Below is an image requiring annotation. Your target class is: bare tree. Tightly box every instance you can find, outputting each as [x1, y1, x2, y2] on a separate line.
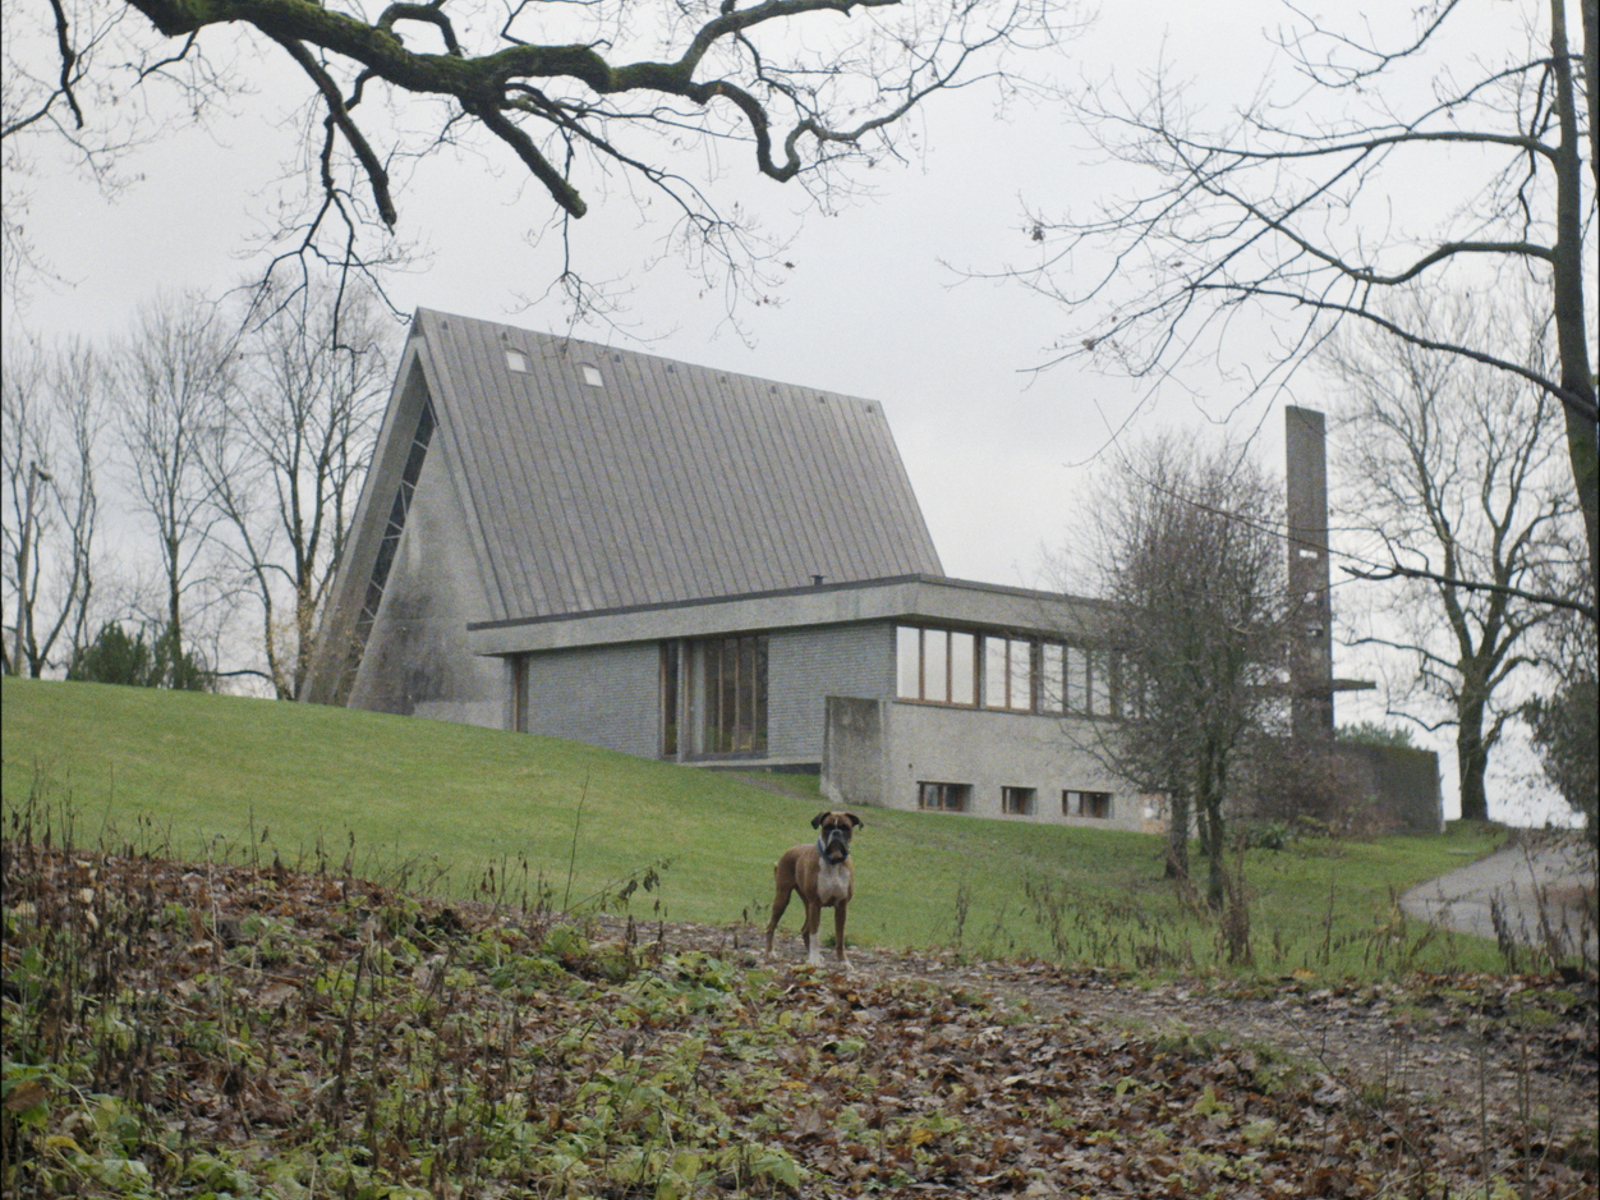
[2, 336, 104, 676]
[1076, 433, 1287, 908]
[1327, 289, 1579, 823]
[1013, 0, 1597, 589]
[203, 280, 395, 698]
[113, 291, 234, 677]
[7, 0, 1074, 315]
[1, 0, 152, 304]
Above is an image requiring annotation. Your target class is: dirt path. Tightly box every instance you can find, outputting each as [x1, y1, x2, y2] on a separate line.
[595, 914, 1599, 1152]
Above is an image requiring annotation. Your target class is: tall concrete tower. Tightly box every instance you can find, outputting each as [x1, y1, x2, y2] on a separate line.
[1285, 407, 1335, 739]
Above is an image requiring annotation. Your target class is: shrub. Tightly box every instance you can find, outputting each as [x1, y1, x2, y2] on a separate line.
[1522, 678, 1598, 841]
[68, 622, 213, 691]
[1337, 721, 1416, 749]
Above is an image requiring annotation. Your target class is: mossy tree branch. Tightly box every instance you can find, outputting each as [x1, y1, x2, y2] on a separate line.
[113, 0, 1017, 213]
[10, 0, 1060, 314]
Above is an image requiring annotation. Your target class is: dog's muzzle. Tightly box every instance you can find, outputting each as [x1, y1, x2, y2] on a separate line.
[818, 825, 852, 863]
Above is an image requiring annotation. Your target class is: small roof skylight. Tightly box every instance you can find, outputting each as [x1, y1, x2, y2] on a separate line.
[580, 364, 603, 387]
[505, 349, 527, 373]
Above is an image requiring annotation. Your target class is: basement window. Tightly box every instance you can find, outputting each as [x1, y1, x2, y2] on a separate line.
[1064, 790, 1113, 819]
[918, 782, 970, 812]
[1002, 787, 1036, 816]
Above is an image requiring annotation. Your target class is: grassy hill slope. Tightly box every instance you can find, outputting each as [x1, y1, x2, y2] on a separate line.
[1, 678, 1507, 975]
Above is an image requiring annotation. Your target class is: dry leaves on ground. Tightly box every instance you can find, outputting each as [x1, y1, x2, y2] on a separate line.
[2, 843, 1595, 1199]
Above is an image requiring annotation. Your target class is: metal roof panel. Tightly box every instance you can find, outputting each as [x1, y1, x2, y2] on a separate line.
[409, 309, 944, 622]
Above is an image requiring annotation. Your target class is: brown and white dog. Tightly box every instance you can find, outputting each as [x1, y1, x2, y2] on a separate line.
[765, 810, 863, 966]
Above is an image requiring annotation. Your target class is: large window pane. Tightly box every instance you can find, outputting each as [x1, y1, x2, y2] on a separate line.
[949, 631, 976, 705]
[1094, 649, 1118, 717]
[1039, 642, 1064, 713]
[899, 626, 980, 708]
[694, 634, 767, 756]
[984, 636, 1008, 708]
[1086, 648, 1110, 716]
[896, 626, 920, 699]
[985, 636, 1033, 711]
[1065, 646, 1088, 714]
[925, 629, 949, 703]
[660, 642, 679, 756]
[1009, 640, 1032, 712]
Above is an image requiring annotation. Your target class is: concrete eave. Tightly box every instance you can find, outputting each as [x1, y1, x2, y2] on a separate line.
[465, 574, 1116, 656]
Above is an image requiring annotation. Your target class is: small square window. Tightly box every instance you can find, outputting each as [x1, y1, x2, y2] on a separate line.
[918, 781, 970, 812]
[505, 349, 527, 372]
[580, 363, 603, 387]
[1063, 790, 1113, 819]
[1002, 787, 1036, 816]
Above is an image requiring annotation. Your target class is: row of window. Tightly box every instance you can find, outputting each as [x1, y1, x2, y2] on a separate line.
[918, 782, 1114, 819]
[897, 625, 1128, 718]
[653, 624, 1128, 763]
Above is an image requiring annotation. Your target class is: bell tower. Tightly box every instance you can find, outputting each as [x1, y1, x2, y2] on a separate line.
[1285, 406, 1334, 739]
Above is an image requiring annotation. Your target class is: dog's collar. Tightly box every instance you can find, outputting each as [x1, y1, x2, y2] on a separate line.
[817, 834, 850, 863]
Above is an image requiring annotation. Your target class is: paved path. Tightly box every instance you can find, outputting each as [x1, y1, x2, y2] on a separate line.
[1400, 834, 1597, 964]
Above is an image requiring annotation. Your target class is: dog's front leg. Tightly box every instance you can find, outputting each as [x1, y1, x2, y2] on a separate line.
[804, 901, 824, 966]
[832, 902, 849, 965]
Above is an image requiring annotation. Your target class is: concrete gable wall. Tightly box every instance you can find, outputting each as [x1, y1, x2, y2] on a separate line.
[347, 409, 501, 726]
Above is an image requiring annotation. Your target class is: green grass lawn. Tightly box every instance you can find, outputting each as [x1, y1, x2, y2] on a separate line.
[2, 677, 1513, 978]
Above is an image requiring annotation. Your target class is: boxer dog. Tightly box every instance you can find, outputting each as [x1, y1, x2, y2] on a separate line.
[765, 810, 863, 966]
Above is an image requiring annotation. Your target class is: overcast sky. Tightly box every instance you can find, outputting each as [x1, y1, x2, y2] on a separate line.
[5, 0, 1579, 825]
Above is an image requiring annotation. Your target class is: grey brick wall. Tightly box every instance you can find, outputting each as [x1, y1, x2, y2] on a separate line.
[768, 623, 896, 758]
[522, 643, 661, 758]
[519, 622, 899, 764]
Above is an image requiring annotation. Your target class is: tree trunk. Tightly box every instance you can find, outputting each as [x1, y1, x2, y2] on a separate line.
[1582, 0, 1600, 196]
[1549, 0, 1600, 589]
[1457, 696, 1492, 823]
[1204, 821, 1227, 910]
[1190, 742, 1228, 908]
[293, 567, 317, 700]
[1206, 757, 1229, 911]
[1166, 792, 1190, 880]
[166, 532, 183, 649]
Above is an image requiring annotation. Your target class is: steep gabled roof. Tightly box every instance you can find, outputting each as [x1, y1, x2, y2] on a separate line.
[411, 309, 942, 621]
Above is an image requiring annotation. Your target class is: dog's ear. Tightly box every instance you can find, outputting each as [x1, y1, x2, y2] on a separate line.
[810, 811, 829, 829]
[847, 813, 863, 829]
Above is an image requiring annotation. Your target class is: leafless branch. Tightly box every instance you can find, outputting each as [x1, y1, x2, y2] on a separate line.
[1341, 562, 1595, 624]
[1005, 0, 1596, 593]
[269, 33, 398, 229]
